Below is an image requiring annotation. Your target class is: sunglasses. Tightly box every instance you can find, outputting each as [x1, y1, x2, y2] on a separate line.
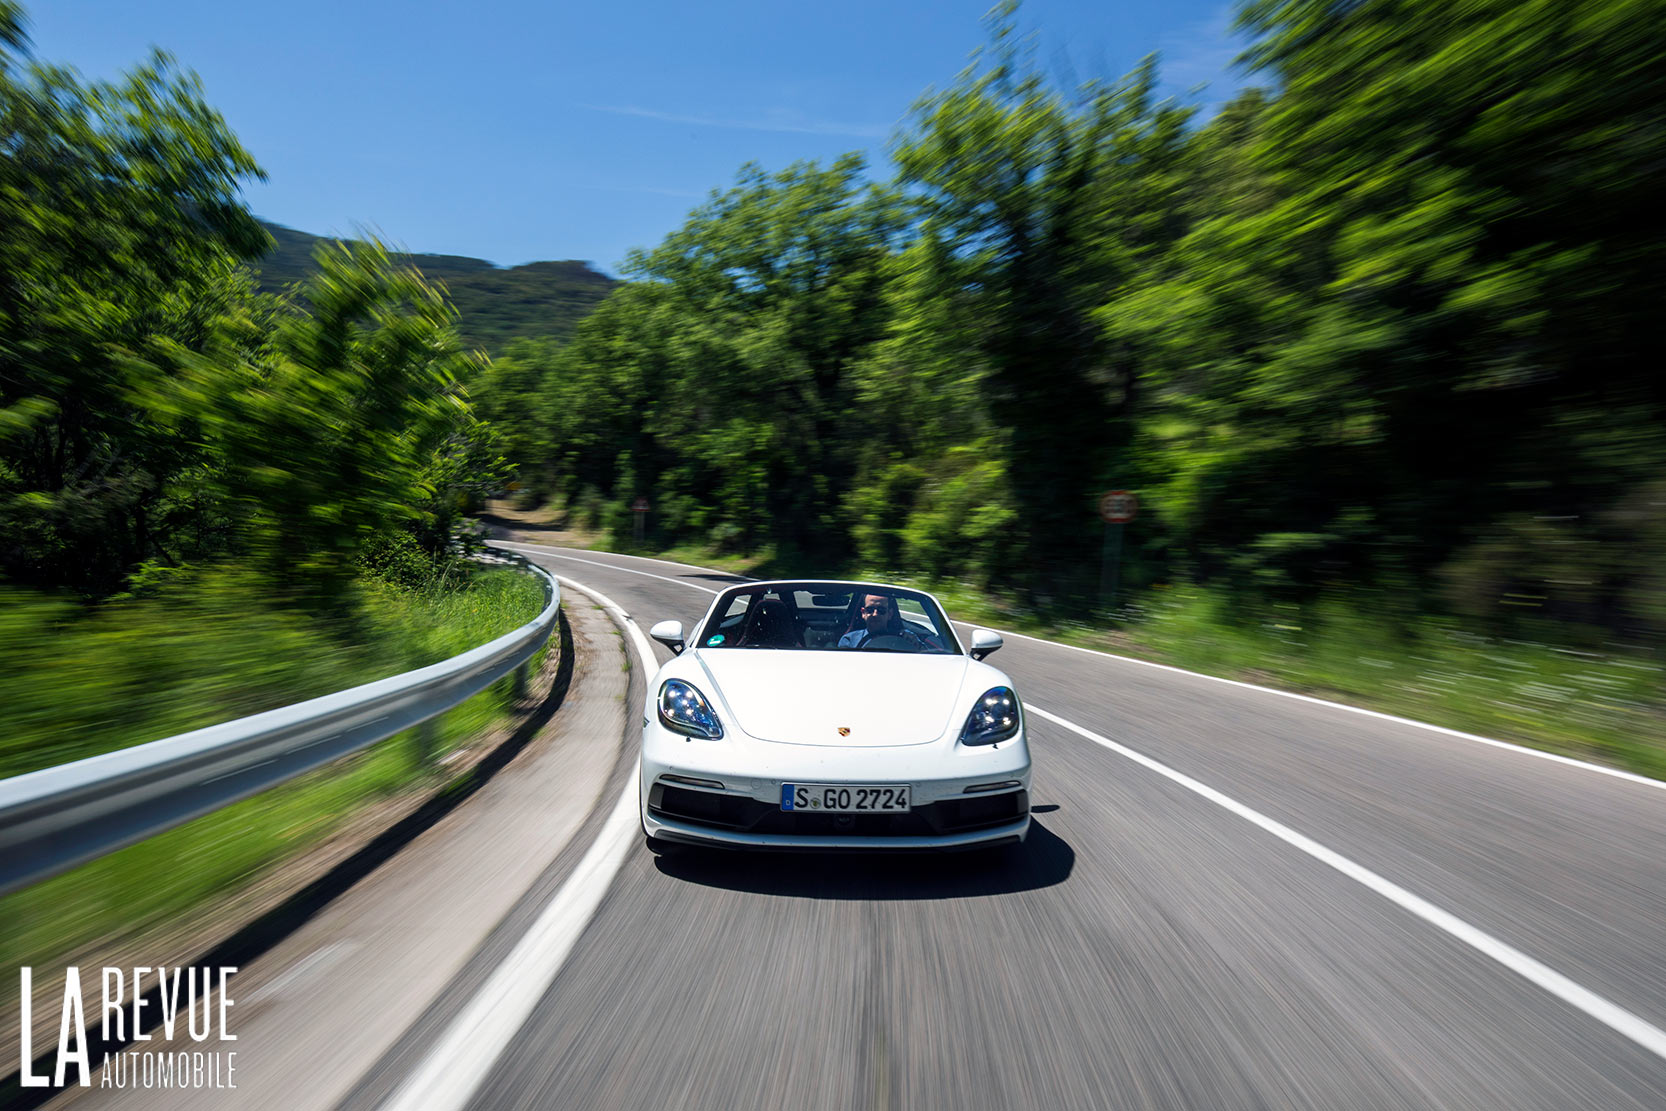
[861, 603, 892, 615]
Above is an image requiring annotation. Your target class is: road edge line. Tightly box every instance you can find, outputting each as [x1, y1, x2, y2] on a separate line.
[377, 576, 654, 1111]
[1027, 703, 1666, 1063]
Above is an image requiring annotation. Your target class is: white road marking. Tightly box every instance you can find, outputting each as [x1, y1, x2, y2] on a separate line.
[493, 542, 723, 595]
[1026, 703, 1666, 1062]
[1006, 628, 1666, 793]
[496, 540, 1664, 793]
[471, 553, 1666, 1069]
[378, 579, 655, 1111]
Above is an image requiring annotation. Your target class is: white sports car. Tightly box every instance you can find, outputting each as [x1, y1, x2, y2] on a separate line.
[640, 580, 1031, 851]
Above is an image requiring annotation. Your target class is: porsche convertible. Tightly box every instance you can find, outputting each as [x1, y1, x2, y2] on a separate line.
[640, 580, 1031, 851]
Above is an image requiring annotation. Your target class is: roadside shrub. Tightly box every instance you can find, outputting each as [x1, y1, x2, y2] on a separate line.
[898, 452, 1017, 585]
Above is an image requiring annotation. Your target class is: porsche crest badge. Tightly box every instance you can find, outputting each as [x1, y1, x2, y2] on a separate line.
[837, 726, 851, 736]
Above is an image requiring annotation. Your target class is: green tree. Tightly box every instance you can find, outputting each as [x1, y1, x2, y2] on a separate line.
[529, 157, 900, 556]
[147, 242, 487, 604]
[1116, 0, 1666, 618]
[630, 156, 901, 554]
[472, 337, 560, 492]
[889, 1, 1193, 591]
[0, 4, 268, 592]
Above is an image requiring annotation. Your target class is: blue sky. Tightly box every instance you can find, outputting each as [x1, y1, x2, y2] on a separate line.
[22, 1, 1251, 275]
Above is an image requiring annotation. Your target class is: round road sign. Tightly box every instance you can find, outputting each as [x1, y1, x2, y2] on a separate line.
[1098, 490, 1138, 524]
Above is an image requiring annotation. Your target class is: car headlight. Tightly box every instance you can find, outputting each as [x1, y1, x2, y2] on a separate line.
[658, 679, 724, 740]
[960, 686, 1020, 746]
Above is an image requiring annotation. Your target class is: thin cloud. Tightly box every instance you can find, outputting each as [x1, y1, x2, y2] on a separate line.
[586, 103, 890, 140]
[1157, 4, 1254, 112]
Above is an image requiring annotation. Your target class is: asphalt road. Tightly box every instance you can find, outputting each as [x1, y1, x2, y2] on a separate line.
[454, 544, 1666, 1110]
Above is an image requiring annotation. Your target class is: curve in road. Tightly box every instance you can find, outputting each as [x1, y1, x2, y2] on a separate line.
[393, 543, 1666, 1110]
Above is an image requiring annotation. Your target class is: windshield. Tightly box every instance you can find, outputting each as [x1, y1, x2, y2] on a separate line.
[696, 584, 959, 654]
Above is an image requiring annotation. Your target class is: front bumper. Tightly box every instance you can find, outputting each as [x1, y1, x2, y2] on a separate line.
[646, 810, 1030, 851]
[640, 719, 1031, 851]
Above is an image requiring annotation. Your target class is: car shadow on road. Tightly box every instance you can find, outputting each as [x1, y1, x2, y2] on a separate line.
[650, 817, 1073, 899]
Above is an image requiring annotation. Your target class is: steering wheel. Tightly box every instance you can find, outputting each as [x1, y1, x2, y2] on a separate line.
[859, 634, 913, 651]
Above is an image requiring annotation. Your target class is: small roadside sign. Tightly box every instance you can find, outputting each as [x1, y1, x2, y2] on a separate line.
[1099, 490, 1138, 524]
[631, 497, 650, 514]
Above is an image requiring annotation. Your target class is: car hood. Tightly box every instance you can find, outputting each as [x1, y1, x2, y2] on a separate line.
[695, 650, 970, 747]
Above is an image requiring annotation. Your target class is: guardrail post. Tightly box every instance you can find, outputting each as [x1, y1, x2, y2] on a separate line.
[512, 660, 528, 699]
[415, 718, 439, 767]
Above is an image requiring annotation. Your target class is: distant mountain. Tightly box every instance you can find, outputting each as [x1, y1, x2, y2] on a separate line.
[251, 221, 617, 353]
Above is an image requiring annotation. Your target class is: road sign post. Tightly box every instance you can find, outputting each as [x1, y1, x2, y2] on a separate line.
[1100, 523, 1123, 611]
[1097, 490, 1138, 615]
[631, 496, 649, 546]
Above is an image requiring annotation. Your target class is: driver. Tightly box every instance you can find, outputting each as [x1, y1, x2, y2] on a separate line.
[839, 593, 905, 649]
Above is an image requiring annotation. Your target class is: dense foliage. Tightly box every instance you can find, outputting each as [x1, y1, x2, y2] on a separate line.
[483, 0, 1665, 639]
[0, 2, 504, 605]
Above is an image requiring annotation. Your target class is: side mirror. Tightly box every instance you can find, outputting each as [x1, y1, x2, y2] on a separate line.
[968, 628, 1003, 661]
[649, 620, 686, 655]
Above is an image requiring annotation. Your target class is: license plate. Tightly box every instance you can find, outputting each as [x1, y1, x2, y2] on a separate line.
[781, 784, 911, 813]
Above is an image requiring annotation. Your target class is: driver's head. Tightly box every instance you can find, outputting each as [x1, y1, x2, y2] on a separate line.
[860, 594, 895, 632]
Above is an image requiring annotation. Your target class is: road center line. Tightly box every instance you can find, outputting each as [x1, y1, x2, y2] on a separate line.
[1025, 703, 1666, 1063]
[378, 578, 654, 1111]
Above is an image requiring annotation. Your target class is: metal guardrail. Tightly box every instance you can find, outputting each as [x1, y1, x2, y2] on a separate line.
[0, 546, 559, 898]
